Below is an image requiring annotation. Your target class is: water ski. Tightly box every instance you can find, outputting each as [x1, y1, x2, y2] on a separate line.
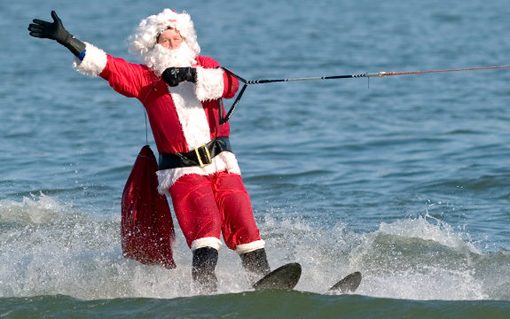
[252, 262, 302, 290]
[328, 271, 362, 293]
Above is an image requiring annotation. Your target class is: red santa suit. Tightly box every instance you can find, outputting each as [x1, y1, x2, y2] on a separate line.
[72, 11, 265, 256]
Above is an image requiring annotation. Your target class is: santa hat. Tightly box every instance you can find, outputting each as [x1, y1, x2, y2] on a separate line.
[129, 9, 201, 57]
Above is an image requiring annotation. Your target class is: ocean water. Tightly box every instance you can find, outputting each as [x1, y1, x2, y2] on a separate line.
[1, 0, 510, 318]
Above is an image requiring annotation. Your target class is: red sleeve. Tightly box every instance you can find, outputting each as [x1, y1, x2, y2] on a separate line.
[99, 55, 152, 99]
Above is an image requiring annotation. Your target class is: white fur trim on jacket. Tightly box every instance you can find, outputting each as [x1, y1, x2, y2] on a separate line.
[156, 151, 242, 195]
[170, 82, 211, 149]
[191, 237, 222, 251]
[235, 240, 266, 255]
[73, 42, 108, 76]
[195, 67, 225, 101]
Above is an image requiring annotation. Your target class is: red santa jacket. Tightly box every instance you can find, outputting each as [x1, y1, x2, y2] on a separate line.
[74, 43, 242, 192]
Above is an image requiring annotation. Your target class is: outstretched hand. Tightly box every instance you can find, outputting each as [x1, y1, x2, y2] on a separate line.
[28, 11, 69, 44]
[28, 11, 86, 57]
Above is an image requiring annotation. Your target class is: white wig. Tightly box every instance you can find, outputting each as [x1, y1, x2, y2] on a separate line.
[129, 9, 201, 58]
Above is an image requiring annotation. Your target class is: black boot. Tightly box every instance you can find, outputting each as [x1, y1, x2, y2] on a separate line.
[240, 248, 271, 284]
[192, 247, 219, 293]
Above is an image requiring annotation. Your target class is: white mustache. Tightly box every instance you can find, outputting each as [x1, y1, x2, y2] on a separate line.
[142, 42, 197, 76]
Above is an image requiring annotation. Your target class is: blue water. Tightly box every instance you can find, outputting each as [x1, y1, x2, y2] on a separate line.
[1, 0, 510, 317]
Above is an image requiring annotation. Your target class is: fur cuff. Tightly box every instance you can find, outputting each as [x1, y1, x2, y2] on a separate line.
[73, 42, 108, 76]
[191, 237, 223, 251]
[236, 240, 266, 255]
[195, 67, 225, 101]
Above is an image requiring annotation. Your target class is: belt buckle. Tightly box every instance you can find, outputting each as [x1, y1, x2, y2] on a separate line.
[195, 144, 212, 168]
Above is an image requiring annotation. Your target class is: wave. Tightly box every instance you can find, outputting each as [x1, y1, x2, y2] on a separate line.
[0, 194, 509, 302]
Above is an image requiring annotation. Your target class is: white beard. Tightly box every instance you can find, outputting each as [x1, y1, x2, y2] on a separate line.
[142, 42, 197, 76]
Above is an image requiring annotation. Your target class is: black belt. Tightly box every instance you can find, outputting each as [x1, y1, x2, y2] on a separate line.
[158, 137, 232, 170]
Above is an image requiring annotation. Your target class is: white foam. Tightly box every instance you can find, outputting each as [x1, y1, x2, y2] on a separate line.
[0, 197, 503, 300]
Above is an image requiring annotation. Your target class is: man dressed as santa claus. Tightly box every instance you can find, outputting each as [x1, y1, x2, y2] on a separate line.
[28, 9, 271, 292]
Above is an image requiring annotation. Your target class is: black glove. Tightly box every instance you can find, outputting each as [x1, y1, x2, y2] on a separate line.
[162, 67, 197, 87]
[28, 11, 86, 58]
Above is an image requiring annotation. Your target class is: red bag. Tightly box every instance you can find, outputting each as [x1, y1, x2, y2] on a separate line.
[121, 145, 176, 269]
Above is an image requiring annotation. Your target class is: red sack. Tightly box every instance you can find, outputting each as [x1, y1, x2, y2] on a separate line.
[121, 145, 176, 269]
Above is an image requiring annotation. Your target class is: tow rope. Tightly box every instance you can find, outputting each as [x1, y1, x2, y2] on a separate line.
[218, 64, 510, 125]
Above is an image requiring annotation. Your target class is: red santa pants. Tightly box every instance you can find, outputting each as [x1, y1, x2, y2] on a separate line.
[168, 172, 262, 252]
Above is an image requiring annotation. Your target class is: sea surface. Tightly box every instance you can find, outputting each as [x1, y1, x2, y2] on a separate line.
[1, 0, 510, 318]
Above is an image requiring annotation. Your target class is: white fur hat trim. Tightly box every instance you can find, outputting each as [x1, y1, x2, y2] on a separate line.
[129, 9, 200, 58]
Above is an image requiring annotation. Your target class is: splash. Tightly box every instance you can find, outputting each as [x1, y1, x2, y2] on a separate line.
[252, 210, 506, 300]
[346, 214, 490, 300]
[0, 196, 508, 301]
[0, 193, 65, 224]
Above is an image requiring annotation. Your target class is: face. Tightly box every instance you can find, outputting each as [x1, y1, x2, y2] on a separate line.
[157, 28, 183, 49]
